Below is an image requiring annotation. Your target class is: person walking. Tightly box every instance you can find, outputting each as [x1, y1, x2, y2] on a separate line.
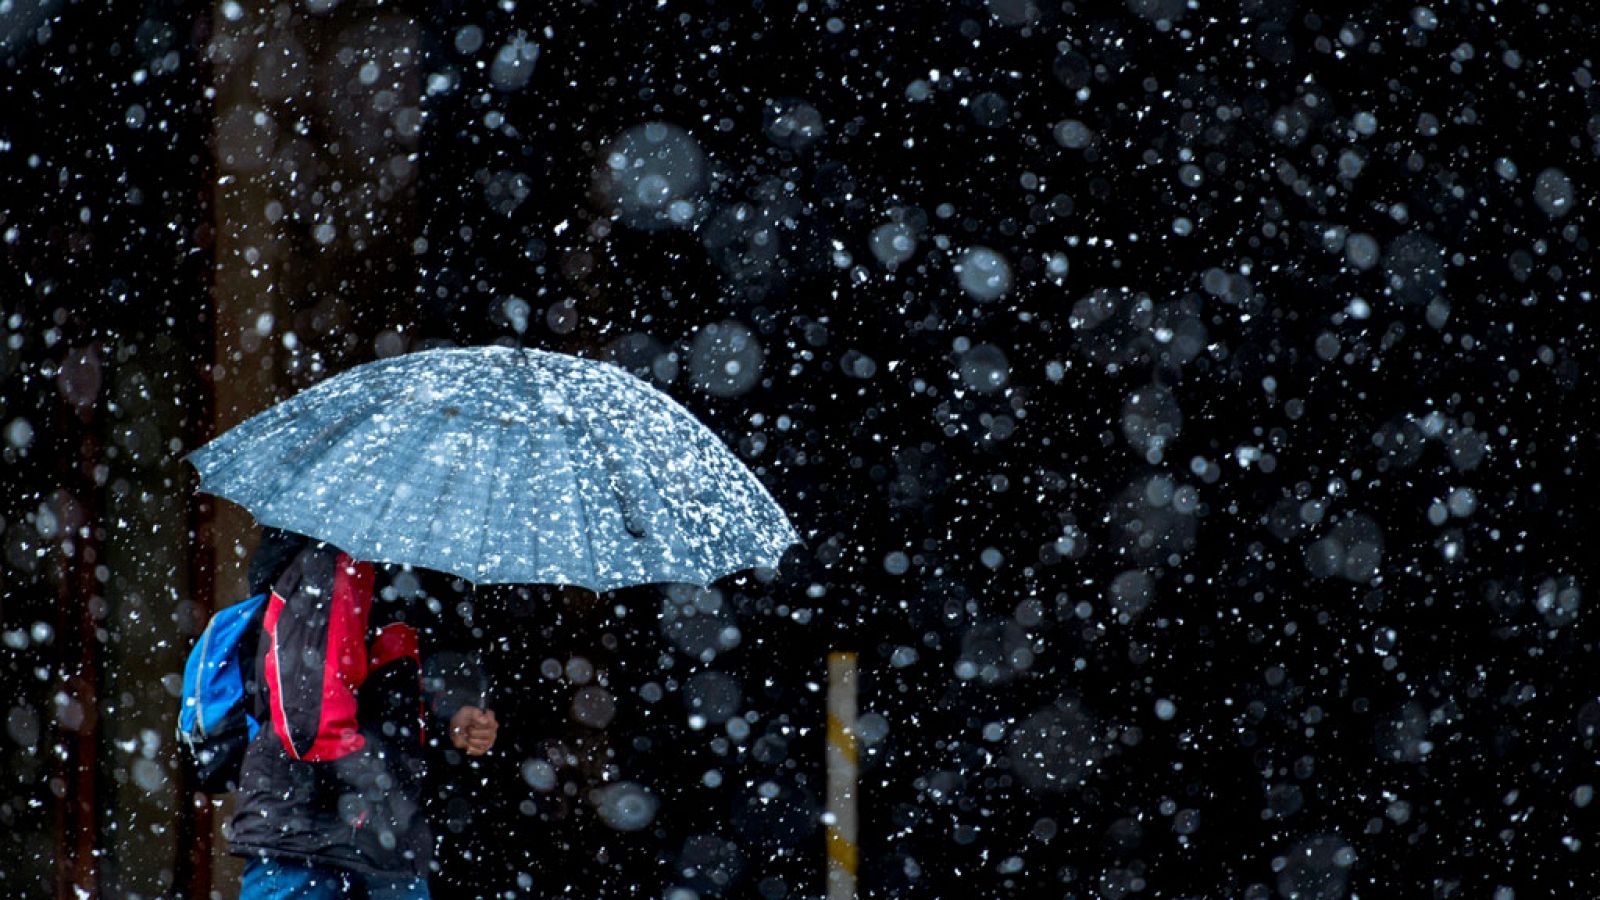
[228, 528, 500, 899]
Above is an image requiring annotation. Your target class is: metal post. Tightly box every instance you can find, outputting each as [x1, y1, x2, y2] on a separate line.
[825, 651, 859, 900]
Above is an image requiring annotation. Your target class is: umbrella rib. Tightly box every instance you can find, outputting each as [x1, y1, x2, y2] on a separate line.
[691, 419, 752, 576]
[683, 414, 795, 576]
[339, 409, 445, 563]
[508, 355, 551, 586]
[469, 416, 510, 582]
[578, 406, 647, 535]
[420, 413, 477, 576]
[510, 353, 585, 588]
[219, 389, 400, 513]
[612, 376, 779, 584]
[193, 402, 325, 491]
[645, 391, 749, 580]
[585, 404, 690, 581]
[568, 421, 608, 591]
[206, 361, 408, 486]
[545, 364, 610, 591]
[679, 420, 747, 583]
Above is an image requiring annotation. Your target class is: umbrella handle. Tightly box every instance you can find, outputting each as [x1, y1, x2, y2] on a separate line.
[470, 582, 490, 711]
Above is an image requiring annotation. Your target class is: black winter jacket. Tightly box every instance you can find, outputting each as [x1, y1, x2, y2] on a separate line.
[226, 541, 484, 878]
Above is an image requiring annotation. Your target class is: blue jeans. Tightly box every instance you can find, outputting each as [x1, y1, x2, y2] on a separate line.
[240, 856, 430, 900]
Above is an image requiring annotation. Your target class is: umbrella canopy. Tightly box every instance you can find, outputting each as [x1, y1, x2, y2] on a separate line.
[187, 345, 801, 591]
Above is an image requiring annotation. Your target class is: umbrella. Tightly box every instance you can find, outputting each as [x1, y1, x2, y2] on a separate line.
[187, 345, 801, 591]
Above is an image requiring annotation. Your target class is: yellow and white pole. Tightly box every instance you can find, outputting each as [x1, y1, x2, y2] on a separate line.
[825, 651, 859, 899]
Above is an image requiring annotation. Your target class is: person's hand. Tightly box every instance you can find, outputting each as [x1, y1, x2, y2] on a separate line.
[449, 706, 498, 756]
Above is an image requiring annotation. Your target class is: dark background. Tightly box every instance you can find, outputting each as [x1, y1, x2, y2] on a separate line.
[2, 1, 1594, 897]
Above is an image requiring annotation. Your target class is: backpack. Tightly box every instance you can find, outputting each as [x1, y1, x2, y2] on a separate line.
[260, 549, 425, 761]
[176, 592, 268, 793]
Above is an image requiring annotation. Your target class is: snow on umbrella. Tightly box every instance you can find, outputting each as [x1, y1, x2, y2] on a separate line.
[187, 345, 801, 591]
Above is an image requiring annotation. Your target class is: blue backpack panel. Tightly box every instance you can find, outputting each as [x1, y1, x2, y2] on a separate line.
[176, 592, 268, 793]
